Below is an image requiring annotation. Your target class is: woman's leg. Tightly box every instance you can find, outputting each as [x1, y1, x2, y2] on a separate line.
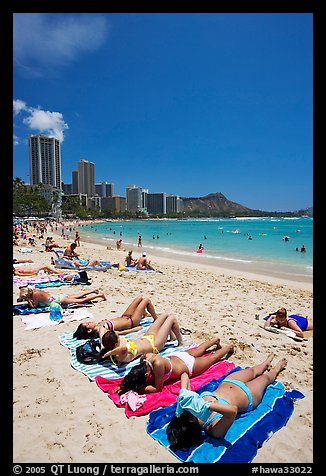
[247, 358, 287, 408]
[128, 297, 159, 326]
[151, 314, 184, 350]
[191, 344, 235, 376]
[65, 288, 101, 299]
[225, 353, 275, 383]
[121, 296, 144, 317]
[187, 337, 222, 357]
[60, 291, 106, 306]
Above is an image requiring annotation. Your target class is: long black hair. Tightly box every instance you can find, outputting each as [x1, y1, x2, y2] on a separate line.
[167, 411, 202, 451]
[117, 362, 148, 395]
[101, 330, 118, 351]
[73, 323, 98, 340]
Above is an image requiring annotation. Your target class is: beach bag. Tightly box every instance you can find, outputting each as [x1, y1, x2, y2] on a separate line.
[74, 270, 91, 285]
[76, 339, 101, 365]
[49, 301, 63, 321]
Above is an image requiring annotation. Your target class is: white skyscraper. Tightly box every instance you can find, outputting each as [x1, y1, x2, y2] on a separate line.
[28, 135, 62, 189]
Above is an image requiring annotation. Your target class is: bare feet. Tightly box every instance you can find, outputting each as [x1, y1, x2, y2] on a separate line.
[100, 293, 107, 301]
[224, 344, 234, 359]
[264, 353, 275, 370]
[274, 358, 287, 374]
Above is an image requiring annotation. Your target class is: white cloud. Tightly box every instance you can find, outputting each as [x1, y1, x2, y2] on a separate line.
[13, 100, 69, 143]
[13, 99, 28, 115]
[14, 13, 109, 75]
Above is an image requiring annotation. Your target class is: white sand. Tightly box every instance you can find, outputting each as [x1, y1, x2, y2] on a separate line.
[13, 224, 313, 463]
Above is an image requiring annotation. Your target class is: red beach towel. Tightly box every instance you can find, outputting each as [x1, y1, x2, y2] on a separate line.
[95, 359, 235, 418]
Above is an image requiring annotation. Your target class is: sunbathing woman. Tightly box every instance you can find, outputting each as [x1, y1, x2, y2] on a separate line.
[73, 295, 159, 339]
[100, 313, 184, 365]
[264, 307, 313, 338]
[17, 286, 106, 308]
[13, 264, 63, 277]
[117, 337, 235, 394]
[166, 354, 287, 450]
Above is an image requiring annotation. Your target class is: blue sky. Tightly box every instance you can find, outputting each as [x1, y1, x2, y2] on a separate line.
[13, 13, 313, 212]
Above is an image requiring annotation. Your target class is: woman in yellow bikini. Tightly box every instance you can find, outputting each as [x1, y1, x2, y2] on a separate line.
[99, 313, 184, 365]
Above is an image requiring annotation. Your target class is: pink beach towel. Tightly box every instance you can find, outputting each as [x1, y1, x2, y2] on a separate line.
[95, 359, 235, 418]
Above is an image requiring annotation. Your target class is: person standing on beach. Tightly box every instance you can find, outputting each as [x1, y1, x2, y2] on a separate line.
[74, 231, 81, 247]
[138, 235, 142, 247]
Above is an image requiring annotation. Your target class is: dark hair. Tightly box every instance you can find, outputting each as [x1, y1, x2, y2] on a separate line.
[118, 362, 148, 395]
[73, 323, 98, 340]
[101, 330, 118, 351]
[70, 242, 77, 249]
[167, 411, 202, 451]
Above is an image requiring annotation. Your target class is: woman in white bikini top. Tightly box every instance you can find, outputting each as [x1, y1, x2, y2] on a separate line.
[117, 337, 234, 394]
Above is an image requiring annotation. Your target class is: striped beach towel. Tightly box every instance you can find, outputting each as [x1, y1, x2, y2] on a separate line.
[59, 317, 194, 381]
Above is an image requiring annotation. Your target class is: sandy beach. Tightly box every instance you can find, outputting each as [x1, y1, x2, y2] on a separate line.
[13, 223, 313, 464]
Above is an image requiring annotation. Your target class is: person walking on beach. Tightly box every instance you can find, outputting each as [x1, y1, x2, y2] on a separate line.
[73, 295, 159, 339]
[138, 235, 142, 247]
[117, 337, 234, 394]
[74, 231, 81, 247]
[166, 354, 287, 449]
[99, 313, 184, 365]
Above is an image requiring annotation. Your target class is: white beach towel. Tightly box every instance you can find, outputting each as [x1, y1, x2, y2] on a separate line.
[21, 307, 93, 330]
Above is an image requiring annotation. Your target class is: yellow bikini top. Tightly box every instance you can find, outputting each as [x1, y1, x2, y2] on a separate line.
[109, 338, 138, 366]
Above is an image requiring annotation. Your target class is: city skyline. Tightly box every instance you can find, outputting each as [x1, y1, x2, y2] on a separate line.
[13, 13, 313, 212]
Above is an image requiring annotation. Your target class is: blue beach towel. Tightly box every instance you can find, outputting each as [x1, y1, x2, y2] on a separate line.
[59, 317, 193, 381]
[146, 366, 304, 463]
[13, 304, 50, 315]
[125, 266, 155, 273]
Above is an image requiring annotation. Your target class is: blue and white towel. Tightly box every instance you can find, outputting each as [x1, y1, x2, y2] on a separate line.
[59, 317, 193, 381]
[146, 366, 304, 463]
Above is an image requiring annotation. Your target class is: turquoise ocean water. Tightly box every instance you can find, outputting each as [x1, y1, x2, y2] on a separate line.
[79, 217, 313, 281]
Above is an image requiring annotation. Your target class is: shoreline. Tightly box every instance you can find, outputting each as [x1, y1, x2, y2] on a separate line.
[77, 229, 313, 292]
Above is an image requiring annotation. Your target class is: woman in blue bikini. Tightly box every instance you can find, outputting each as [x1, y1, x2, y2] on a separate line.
[264, 307, 313, 338]
[167, 354, 287, 449]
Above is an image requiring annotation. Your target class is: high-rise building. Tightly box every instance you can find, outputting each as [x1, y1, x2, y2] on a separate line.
[126, 184, 148, 213]
[72, 170, 79, 194]
[147, 193, 167, 215]
[95, 181, 114, 197]
[77, 159, 95, 198]
[28, 135, 62, 189]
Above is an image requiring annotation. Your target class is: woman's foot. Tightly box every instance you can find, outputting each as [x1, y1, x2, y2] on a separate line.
[264, 353, 275, 370]
[274, 358, 287, 375]
[224, 343, 234, 359]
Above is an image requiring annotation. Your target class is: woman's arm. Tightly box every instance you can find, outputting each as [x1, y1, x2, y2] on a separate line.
[117, 326, 143, 335]
[206, 401, 238, 438]
[180, 372, 191, 390]
[100, 345, 124, 360]
[144, 361, 165, 393]
[264, 315, 276, 328]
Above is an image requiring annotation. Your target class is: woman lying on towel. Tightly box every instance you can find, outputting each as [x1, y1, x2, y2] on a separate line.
[100, 313, 184, 365]
[73, 295, 159, 339]
[17, 286, 106, 308]
[117, 337, 234, 395]
[264, 307, 313, 338]
[166, 354, 287, 450]
[13, 264, 63, 277]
